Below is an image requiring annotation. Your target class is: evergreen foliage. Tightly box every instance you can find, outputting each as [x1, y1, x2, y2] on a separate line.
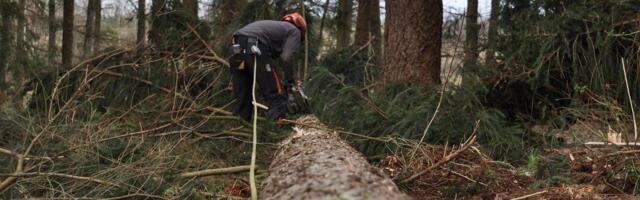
[491, 0, 640, 121]
[307, 50, 529, 161]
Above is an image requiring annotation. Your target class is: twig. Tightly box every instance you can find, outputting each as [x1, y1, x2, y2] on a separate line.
[300, 0, 309, 81]
[88, 68, 232, 116]
[621, 58, 638, 143]
[409, 15, 467, 161]
[1, 172, 122, 188]
[584, 142, 640, 146]
[349, 36, 374, 58]
[446, 168, 488, 187]
[0, 149, 24, 193]
[403, 122, 478, 183]
[250, 53, 259, 200]
[0, 147, 20, 157]
[4, 52, 122, 193]
[185, 24, 229, 67]
[98, 123, 173, 142]
[510, 190, 547, 200]
[179, 165, 252, 178]
[326, 72, 389, 119]
[606, 150, 640, 157]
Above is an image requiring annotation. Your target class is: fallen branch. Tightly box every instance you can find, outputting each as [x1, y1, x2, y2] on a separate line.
[621, 58, 638, 142]
[0, 147, 20, 157]
[403, 122, 478, 183]
[349, 36, 374, 58]
[510, 190, 547, 200]
[179, 165, 252, 178]
[584, 142, 640, 146]
[605, 150, 640, 157]
[447, 168, 488, 187]
[0, 172, 121, 188]
[0, 151, 24, 193]
[186, 24, 229, 67]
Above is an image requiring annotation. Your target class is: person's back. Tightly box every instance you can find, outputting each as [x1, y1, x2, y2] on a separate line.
[227, 13, 307, 123]
[235, 20, 301, 60]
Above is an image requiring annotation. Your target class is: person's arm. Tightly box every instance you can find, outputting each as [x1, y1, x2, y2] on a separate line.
[280, 29, 302, 83]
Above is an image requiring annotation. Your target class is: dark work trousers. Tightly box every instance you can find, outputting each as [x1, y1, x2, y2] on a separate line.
[229, 38, 287, 122]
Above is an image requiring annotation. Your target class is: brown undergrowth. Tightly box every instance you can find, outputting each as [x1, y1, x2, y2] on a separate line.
[391, 144, 639, 199]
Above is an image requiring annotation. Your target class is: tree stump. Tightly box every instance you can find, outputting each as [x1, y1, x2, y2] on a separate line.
[260, 115, 411, 200]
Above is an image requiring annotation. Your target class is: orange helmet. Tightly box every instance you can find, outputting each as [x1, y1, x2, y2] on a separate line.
[281, 12, 307, 35]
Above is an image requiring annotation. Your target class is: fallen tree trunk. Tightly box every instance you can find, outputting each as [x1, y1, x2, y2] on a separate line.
[260, 116, 410, 200]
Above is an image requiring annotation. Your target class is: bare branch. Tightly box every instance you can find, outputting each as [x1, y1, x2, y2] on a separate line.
[179, 165, 252, 178]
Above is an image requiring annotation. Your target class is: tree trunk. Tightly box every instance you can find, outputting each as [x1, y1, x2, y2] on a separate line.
[273, 0, 287, 17]
[92, 0, 101, 53]
[213, 0, 246, 55]
[62, 0, 74, 68]
[336, 0, 352, 49]
[48, 0, 57, 66]
[486, 0, 500, 66]
[0, 1, 14, 88]
[353, 0, 371, 47]
[183, 0, 197, 19]
[383, 0, 442, 86]
[149, 0, 165, 47]
[16, 0, 25, 65]
[464, 0, 479, 66]
[370, 0, 382, 64]
[318, 0, 330, 43]
[260, 116, 411, 200]
[84, 0, 96, 57]
[137, 0, 146, 50]
[216, 0, 245, 32]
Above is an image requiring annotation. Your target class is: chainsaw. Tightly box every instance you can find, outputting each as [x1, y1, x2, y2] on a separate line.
[287, 80, 311, 114]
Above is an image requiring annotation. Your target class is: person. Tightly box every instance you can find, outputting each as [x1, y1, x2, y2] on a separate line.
[228, 12, 306, 122]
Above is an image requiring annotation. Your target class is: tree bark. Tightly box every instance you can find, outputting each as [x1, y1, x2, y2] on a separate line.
[84, 0, 96, 57]
[150, 0, 168, 47]
[182, 0, 197, 19]
[216, 0, 245, 32]
[137, 0, 146, 49]
[464, 0, 479, 66]
[318, 0, 330, 43]
[383, 0, 442, 86]
[213, 0, 246, 55]
[62, 0, 74, 68]
[370, 0, 382, 64]
[273, 0, 287, 17]
[16, 0, 25, 65]
[48, 0, 57, 66]
[260, 116, 411, 200]
[92, 0, 101, 53]
[353, 0, 371, 47]
[336, 0, 352, 49]
[486, 0, 500, 66]
[0, 1, 14, 88]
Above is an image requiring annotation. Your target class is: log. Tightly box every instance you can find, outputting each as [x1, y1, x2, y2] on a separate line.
[260, 116, 411, 200]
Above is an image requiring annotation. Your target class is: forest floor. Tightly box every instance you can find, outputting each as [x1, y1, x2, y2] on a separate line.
[396, 138, 639, 199]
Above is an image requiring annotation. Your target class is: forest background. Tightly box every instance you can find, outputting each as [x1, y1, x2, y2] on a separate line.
[0, 0, 639, 199]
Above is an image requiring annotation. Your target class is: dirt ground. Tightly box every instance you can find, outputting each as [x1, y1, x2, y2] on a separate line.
[389, 144, 640, 200]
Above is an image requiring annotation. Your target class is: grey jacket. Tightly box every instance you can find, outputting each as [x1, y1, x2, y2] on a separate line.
[235, 20, 302, 81]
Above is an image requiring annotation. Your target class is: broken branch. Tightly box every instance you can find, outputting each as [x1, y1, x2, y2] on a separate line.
[179, 165, 252, 178]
